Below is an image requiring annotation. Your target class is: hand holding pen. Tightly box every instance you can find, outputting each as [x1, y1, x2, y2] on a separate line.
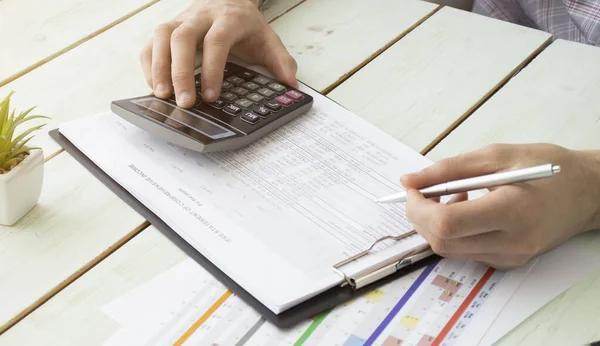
[386, 143, 600, 271]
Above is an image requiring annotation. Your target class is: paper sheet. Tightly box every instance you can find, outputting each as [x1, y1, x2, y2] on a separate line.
[101, 256, 524, 346]
[478, 232, 600, 345]
[59, 82, 441, 313]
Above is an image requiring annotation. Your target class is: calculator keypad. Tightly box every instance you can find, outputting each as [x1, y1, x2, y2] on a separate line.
[184, 62, 309, 134]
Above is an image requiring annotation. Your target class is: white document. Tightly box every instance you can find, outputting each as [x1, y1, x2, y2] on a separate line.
[59, 82, 439, 314]
[477, 233, 600, 345]
[101, 256, 529, 345]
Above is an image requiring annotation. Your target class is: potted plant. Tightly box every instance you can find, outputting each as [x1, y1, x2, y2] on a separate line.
[0, 91, 49, 226]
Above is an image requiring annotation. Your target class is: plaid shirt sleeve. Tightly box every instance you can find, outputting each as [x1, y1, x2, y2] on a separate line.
[473, 0, 600, 46]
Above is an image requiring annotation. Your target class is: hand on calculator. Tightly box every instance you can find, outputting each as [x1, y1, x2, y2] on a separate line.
[139, 0, 298, 109]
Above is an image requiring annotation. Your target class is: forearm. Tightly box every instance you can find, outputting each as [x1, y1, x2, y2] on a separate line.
[582, 149, 600, 230]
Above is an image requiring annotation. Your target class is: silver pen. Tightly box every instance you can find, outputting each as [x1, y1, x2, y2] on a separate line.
[376, 163, 561, 204]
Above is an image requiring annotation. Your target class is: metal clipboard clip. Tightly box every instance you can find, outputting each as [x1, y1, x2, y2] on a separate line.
[331, 230, 434, 290]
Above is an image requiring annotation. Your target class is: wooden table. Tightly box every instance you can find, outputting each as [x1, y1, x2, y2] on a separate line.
[1, 0, 599, 344]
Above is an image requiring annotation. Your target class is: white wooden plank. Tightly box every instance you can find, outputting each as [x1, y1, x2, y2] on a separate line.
[327, 6, 552, 154]
[0, 153, 144, 331]
[262, 0, 305, 20]
[0, 0, 304, 333]
[0, 227, 187, 346]
[426, 38, 600, 346]
[427, 39, 600, 158]
[0, 0, 157, 86]
[270, 0, 439, 93]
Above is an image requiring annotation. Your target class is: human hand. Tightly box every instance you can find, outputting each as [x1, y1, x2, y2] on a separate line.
[140, 0, 298, 108]
[401, 143, 600, 270]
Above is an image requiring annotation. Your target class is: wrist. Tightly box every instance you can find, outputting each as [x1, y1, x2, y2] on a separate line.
[581, 150, 600, 231]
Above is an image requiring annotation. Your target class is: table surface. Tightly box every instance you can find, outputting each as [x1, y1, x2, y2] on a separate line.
[1, 0, 599, 345]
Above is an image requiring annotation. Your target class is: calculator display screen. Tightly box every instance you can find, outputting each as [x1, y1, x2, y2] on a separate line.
[132, 97, 235, 140]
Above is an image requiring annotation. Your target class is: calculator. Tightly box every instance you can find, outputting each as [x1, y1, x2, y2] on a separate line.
[110, 62, 313, 152]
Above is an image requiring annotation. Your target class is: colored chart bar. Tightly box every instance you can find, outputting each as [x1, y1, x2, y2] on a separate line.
[294, 310, 332, 346]
[432, 267, 495, 346]
[363, 259, 440, 345]
[173, 290, 233, 346]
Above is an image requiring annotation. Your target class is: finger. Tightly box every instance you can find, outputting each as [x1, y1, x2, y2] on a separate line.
[432, 230, 511, 256]
[201, 20, 237, 102]
[260, 31, 298, 88]
[400, 144, 516, 189]
[447, 192, 468, 204]
[152, 23, 178, 98]
[406, 188, 510, 239]
[462, 253, 531, 270]
[140, 40, 154, 88]
[171, 18, 211, 108]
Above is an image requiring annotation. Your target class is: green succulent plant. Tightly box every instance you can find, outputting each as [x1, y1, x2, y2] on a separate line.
[0, 91, 49, 174]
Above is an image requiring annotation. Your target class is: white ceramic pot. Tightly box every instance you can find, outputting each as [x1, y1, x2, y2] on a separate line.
[0, 149, 44, 226]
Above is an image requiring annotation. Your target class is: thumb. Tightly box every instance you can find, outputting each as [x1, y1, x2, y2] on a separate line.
[401, 145, 512, 189]
[262, 32, 298, 88]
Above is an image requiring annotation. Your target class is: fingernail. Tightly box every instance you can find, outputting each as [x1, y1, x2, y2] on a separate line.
[155, 83, 168, 94]
[203, 88, 215, 100]
[178, 91, 192, 104]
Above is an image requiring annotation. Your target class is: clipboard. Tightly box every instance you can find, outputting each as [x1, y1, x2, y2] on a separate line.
[50, 128, 439, 329]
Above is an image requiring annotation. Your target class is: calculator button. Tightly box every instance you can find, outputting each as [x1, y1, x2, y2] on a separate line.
[274, 95, 293, 106]
[240, 71, 255, 80]
[242, 82, 259, 91]
[221, 92, 238, 102]
[226, 76, 245, 86]
[264, 100, 282, 111]
[253, 105, 271, 117]
[253, 76, 271, 85]
[209, 98, 226, 109]
[285, 90, 304, 101]
[224, 104, 242, 115]
[222, 81, 234, 91]
[268, 83, 286, 94]
[257, 88, 276, 98]
[241, 112, 260, 124]
[232, 87, 249, 96]
[246, 93, 264, 103]
[234, 98, 254, 109]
